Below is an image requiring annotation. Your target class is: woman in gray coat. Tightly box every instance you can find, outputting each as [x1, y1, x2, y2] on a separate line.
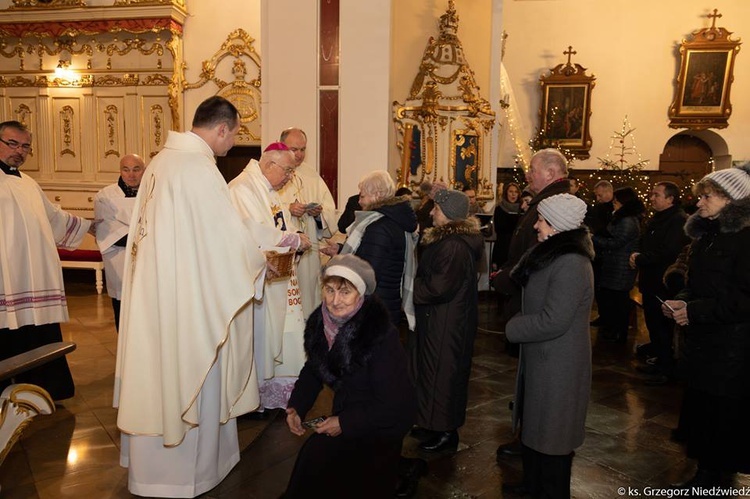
[505, 193, 594, 499]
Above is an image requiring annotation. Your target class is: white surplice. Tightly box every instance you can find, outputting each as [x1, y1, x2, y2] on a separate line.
[0, 172, 89, 330]
[114, 131, 267, 498]
[228, 159, 306, 409]
[93, 182, 136, 300]
[278, 161, 337, 318]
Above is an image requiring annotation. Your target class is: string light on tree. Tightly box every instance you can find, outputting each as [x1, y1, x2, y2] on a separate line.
[591, 115, 650, 202]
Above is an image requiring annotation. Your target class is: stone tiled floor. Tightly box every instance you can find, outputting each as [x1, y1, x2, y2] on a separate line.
[1, 283, 747, 498]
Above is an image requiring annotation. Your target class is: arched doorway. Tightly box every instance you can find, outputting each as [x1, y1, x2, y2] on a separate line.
[656, 131, 727, 204]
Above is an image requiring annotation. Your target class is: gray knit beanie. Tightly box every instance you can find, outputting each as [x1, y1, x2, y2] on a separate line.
[434, 189, 469, 221]
[538, 193, 587, 232]
[322, 254, 376, 295]
[703, 164, 750, 200]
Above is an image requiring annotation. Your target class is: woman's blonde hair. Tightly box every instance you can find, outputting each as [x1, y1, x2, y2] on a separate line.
[358, 170, 395, 201]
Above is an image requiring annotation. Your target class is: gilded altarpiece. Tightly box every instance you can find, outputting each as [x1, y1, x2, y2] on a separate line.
[0, 0, 186, 199]
[393, 1, 495, 202]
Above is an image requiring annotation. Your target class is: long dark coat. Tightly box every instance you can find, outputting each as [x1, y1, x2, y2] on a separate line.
[634, 204, 689, 295]
[411, 217, 484, 431]
[285, 296, 416, 498]
[675, 197, 750, 472]
[506, 228, 594, 455]
[355, 196, 418, 326]
[592, 202, 642, 291]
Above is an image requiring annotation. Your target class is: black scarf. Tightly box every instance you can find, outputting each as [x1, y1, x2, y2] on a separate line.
[118, 176, 139, 197]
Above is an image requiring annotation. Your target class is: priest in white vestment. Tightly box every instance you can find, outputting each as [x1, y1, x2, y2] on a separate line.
[94, 153, 145, 331]
[229, 142, 311, 410]
[0, 120, 90, 401]
[278, 128, 337, 318]
[114, 97, 270, 498]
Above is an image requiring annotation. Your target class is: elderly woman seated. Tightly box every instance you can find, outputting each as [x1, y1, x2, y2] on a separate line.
[283, 254, 416, 498]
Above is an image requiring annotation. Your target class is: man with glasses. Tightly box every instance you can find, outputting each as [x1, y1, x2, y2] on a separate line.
[0, 120, 91, 401]
[228, 142, 311, 413]
[279, 128, 337, 319]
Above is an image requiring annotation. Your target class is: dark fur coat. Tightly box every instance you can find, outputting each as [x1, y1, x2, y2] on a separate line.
[511, 227, 595, 286]
[287, 295, 416, 439]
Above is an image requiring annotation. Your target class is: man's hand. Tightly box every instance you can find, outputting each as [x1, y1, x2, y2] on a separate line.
[88, 220, 99, 236]
[314, 415, 341, 437]
[663, 300, 688, 325]
[306, 204, 323, 217]
[285, 408, 305, 436]
[289, 202, 307, 217]
[320, 241, 340, 257]
[629, 252, 640, 269]
[297, 233, 312, 252]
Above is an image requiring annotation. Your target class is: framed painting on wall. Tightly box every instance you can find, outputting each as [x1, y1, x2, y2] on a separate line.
[669, 10, 741, 129]
[537, 47, 596, 159]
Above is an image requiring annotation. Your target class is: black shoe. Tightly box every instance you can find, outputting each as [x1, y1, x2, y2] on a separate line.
[495, 440, 522, 462]
[636, 364, 660, 375]
[671, 468, 721, 489]
[643, 374, 669, 386]
[501, 482, 533, 497]
[635, 342, 654, 359]
[590, 316, 602, 326]
[669, 428, 687, 444]
[398, 457, 428, 478]
[419, 430, 458, 452]
[394, 457, 427, 497]
[409, 426, 438, 441]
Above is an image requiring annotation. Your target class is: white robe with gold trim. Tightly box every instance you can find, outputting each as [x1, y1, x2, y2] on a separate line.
[114, 131, 266, 497]
[277, 161, 337, 318]
[229, 159, 306, 409]
[0, 172, 89, 330]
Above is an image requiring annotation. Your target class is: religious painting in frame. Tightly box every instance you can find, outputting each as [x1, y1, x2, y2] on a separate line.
[538, 48, 595, 159]
[450, 127, 481, 190]
[669, 11, 741, 130]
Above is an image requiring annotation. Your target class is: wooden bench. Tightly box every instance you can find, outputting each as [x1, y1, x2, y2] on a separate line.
[0, 342, 77, 382]
[58, 249, 104, 294]
[0, 341, 77, 480]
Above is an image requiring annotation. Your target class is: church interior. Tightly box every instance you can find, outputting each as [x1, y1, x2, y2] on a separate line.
[1, 0, 749, 497]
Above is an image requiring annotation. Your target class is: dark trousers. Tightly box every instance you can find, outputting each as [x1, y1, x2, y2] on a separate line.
[112, 298, 121, 332]
[641, 293, 674, 368]
[284, 433, 402, 498]
[598, 288, 632, 340]
[521, 443, 574, 499]
[0, 323, 75, 400]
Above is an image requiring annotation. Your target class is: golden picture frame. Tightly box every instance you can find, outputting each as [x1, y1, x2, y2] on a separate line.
[669, 13, 741, 130]
[538, 50, 595, 160]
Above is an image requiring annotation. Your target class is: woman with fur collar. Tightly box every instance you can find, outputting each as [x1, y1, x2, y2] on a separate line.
[504, 193, 594, 498]
[321, 170, 418, 328]
[663, 164, 750, 491]
[592, 186, 645, 343]
[409, 189, 485, 453]
[283, 254, 415, 498]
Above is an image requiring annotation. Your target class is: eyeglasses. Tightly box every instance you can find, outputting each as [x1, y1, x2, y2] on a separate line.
[271, 161, 295, 176]
[0, 137, 32, 153]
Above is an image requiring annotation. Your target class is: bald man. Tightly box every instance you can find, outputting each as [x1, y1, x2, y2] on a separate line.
[94, 154, 146, 330]
[278, 128, 337, 318]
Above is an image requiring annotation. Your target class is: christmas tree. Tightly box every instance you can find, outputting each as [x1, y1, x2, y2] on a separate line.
[590, 116, 650, 202]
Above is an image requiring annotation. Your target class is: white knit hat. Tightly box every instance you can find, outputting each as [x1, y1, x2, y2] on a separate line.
[538, 193, 587, 232]
[704, 165, 750, 201]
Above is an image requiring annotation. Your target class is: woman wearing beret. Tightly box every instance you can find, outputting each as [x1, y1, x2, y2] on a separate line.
[663, 164, 750, 490]
[410, 189, 485, 452]
[283, 254, 416, 498]
[505, 193, 594, 498]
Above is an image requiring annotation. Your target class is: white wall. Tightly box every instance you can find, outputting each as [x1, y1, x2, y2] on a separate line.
[501, 0, 750, 170]
[182, 0, 262, 127]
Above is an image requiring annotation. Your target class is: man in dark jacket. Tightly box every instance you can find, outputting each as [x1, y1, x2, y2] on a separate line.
[490, 148, 571, 461]
[491, 148, 571, 327]
[629, 182, 689, 383]
[584, 180, 614, 326]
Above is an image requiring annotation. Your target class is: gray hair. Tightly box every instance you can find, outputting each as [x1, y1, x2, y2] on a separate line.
[358, 170, 395, 201]
[531, 148, 568, 177]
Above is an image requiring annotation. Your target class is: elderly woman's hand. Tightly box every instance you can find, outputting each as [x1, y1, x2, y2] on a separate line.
[664, 300, 689, 326]
[285, 407, 305, 436]
[314, 415, 341, 437]
[320, 241, 340, 257]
